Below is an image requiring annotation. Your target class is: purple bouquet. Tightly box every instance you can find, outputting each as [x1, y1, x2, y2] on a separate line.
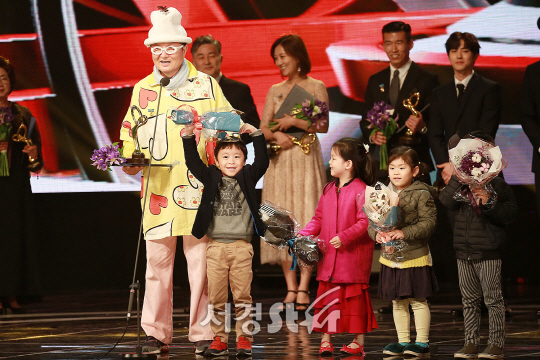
[0, 107, 14, 176]
[456, 150, 493, 180]
[269, 99, 329, 131]
[91, 142, 126, 171]
[366, 101, 398, 169]
[448, 137, 507, 211]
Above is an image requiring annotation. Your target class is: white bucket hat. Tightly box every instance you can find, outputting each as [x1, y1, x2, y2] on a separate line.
[144, 6, 192, 47]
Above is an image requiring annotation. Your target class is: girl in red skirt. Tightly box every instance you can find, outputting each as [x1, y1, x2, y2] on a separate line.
[298, 137, 378, 356]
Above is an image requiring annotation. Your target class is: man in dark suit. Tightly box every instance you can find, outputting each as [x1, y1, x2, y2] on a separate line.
[521, 60, 540, 217]
[360, 21, 439, 182]
[191, 35, 260, 129]
[428, 33, 503, 323]
[428, 32, 501, 185]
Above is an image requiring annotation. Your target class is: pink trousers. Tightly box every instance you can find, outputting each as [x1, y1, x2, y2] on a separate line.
[141, 235, 214, 344]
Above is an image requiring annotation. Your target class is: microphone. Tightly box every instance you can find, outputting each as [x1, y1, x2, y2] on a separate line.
[126, 285, 136, 321]
[125, 77, 169, 323]
[160, 77, 170, 87]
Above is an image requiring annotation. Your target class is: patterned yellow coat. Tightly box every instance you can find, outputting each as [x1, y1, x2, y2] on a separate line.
[120, 60, 231, 240]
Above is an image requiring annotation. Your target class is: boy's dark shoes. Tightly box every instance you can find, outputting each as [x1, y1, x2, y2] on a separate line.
[206, 336, 229, 357]
[195, 339, 213, 355]
[478, 344, 504, 359]
[141, 335, 169, 354]
[454, 343, 479, 358]
[403, 343, 430, 357]
[383, 343, 406, 355]
[236, 336, 252, 357]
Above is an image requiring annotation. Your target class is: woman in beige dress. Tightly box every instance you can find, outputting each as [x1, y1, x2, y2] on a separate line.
[260, 34, 328, 310]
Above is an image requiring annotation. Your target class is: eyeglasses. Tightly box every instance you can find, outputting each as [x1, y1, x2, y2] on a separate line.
[150, 45, 185, 55]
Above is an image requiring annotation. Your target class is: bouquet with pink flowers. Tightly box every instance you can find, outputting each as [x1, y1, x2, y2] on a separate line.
[365, 101, 398, 169]
[448, 134, 507, 208]
[269, 99, 329, 132]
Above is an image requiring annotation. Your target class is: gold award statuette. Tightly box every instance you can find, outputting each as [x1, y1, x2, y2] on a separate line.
[126, 105, 150, 165]
[267, 133, 317, 158]
[12, 122, 41, 170]
[400, 92, 422, 145]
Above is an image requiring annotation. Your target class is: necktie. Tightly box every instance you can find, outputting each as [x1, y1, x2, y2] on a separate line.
[390, 69, 400, 107]
[457, 83, 465, 103]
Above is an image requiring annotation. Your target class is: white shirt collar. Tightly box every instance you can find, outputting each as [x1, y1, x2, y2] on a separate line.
[389, 59, 412, 90]
[454, 70, 475, 89]
[215, 72, 223, 83]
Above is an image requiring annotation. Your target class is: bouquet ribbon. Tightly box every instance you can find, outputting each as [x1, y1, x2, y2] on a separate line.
[170, 105, 203, 130]
[287, 239, 298, 271]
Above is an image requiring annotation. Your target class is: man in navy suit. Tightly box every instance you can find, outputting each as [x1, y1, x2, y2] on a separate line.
[191, 35, 260, 129]
[428, 32, 502, 185]
[360, 21, 439, 182]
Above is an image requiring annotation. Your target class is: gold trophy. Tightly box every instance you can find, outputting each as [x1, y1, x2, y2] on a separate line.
[12, 122, 41, 170]
[399, 92, 422, 145]
[126, 105, 150, 165]
[267, 133, 317, 158]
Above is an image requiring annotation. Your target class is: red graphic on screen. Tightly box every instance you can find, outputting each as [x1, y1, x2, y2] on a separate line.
[149, 193, 168, 215]
[138, 88, 158, 109]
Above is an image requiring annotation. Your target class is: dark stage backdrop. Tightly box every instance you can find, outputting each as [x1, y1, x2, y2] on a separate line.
[2, 0, 540, 291]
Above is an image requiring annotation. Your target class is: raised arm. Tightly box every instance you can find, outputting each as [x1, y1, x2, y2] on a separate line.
[182, 133, 210, 183]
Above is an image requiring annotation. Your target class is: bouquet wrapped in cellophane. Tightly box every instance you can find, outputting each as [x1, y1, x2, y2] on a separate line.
[361, 182, 407, 261]
[448, 134, 507, 209]
[170, 105, 242, 133]
[259, 201, 324, 271]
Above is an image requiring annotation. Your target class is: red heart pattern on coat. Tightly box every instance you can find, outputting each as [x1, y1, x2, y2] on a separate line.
[138, 88, 157, 109]
[149, 193, 168, 215]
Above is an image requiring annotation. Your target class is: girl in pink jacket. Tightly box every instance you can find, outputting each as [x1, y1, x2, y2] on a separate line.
[299, 137, 378, 357]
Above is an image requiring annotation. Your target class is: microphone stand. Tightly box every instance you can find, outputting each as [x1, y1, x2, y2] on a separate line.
[122, 77, 170, 359]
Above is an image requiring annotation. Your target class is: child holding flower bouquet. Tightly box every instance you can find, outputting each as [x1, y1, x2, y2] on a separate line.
[368, 146, 438, 358]
[298, 137, 378, 357]
[440, 131, 517, 359]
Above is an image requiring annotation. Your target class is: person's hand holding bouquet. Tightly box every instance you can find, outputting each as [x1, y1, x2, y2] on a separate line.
[447, 132, 507, 211]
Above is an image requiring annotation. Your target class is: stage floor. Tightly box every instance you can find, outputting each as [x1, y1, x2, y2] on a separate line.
[1, 284, 539, 359]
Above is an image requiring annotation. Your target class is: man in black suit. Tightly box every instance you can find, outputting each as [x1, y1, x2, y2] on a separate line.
[360, 21, 439, 181]
[191, 35, 260, 129]
[428, 32, 501, 185]
[521, 60, 540, 217]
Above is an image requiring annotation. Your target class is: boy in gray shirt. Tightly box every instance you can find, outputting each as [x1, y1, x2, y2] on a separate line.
[182, 122, 269, 357]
